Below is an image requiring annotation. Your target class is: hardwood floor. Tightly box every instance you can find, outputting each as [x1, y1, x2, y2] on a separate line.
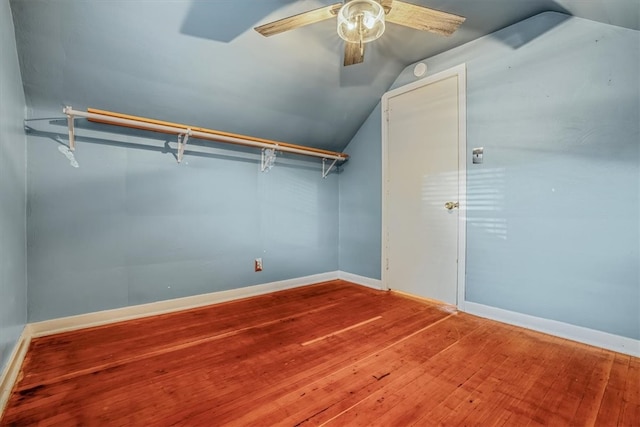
[2, 280, 638, 426]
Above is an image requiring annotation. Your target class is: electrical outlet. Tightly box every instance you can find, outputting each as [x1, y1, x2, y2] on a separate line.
[254, 258, 263, 272]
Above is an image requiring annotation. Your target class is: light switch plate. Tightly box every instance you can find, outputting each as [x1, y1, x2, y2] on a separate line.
[473, 147, 484, 164]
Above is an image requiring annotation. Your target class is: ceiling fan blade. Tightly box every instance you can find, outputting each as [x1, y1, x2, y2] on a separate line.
[386, 1, 465, 36]
[380, 0, 393, 14]
[255, 3, 343, 37]
[344, 41, 365, 66]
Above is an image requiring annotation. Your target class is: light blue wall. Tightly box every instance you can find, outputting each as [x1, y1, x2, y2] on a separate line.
[339, 12, 640, 340]
[338, 104, 382, 278]
[0, 0, 27, 373]
[26, 115, 338, 321]
[10, 8, 640, 343]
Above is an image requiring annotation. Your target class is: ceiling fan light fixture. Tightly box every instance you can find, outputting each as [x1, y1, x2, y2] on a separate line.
[337, 0, 385, 44]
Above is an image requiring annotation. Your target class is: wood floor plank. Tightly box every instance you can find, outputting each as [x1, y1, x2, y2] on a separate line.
[421, 329, 519, 425]
[234, 313, 482, 426]
[4, 284, 447, 425]
[2, 280, 638, 426]
[594, 353, 629, 425]
[160, 299, 452, 425]
[325, 323, 505, 425]
[496, 337, 581, 426]
[620, 355, 640, 426]
[565, 350, 614, 426]
[478, 332, 572, 427]
[383, 325, 520, 425]
[17, 281, 362, 390]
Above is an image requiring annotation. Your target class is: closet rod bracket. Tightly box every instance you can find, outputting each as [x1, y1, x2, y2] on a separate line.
[322, 158, 338, 178]
[261, 146, 278, 172]
[65, 106, 76, 151]
[177, 129, 191, 163]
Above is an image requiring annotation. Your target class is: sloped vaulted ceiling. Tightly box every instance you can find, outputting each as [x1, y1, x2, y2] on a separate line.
[9, 0, 640, 152]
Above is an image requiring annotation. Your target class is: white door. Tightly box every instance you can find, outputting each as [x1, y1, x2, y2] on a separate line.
[382, 65, 466, 306]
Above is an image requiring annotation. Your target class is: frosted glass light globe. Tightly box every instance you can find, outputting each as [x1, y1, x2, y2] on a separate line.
[337, 0, 385, 44]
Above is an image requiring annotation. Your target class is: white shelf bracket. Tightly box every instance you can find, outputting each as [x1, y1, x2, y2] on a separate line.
[65, 106, 76, 151]
[322, 158, 338, 178]
[261, 146, 277, 172]
[177, 128, 191, 163]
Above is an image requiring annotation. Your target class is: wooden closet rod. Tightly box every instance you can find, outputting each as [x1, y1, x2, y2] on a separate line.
[62, 107, 349, 162]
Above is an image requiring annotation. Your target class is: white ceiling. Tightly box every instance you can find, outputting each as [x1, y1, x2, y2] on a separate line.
[9, 0, 640, 152]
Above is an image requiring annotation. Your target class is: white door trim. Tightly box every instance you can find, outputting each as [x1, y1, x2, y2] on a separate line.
[381, 63, 467, 310]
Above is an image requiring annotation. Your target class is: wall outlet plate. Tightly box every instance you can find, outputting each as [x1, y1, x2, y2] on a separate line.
[254, 258, 263, 272]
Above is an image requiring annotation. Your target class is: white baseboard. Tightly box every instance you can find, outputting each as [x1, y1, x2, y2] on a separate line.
[464, 301, 640, 358]
[30, 271, 340, 338]
[338, 271, 384, 290]
[0, 325, 32, 416]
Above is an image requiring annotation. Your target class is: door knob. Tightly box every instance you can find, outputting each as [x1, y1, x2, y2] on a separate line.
[445, 201, 459, 210]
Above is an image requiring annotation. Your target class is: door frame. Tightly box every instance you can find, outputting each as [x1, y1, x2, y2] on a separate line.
[381, 63, 467, 309]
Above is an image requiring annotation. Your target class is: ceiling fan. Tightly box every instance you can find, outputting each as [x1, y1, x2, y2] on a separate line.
[255, 0, 465, 66]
